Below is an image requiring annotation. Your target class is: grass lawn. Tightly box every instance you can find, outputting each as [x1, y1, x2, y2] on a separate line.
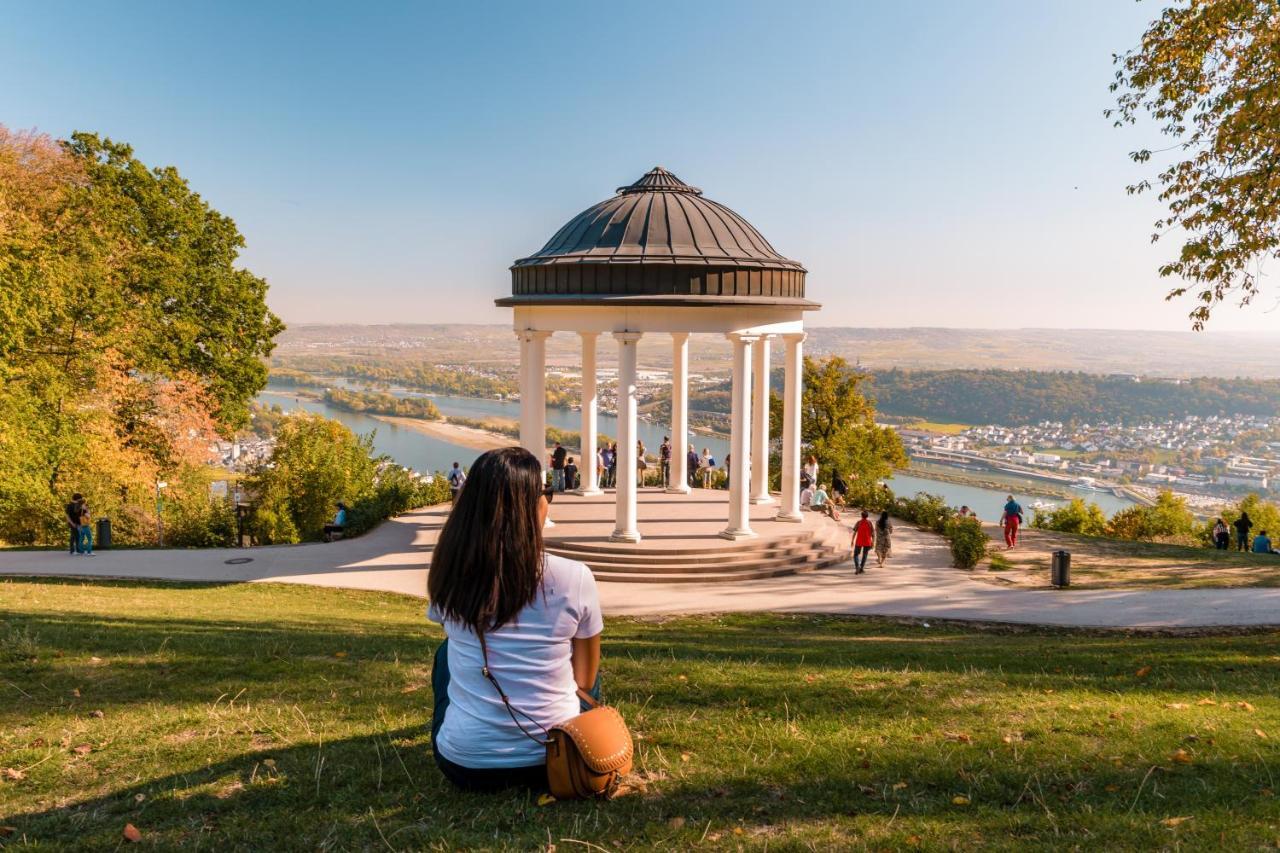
[980, 526, 1280, 589]
[904, 421, 971, 435]
[2, 578, 1279, 850]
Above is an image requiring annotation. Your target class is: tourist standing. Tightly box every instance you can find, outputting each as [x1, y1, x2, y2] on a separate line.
[550, 442, 568, 492]
[686, 444, 699, 488]
[64, 493, 84, 555]
[1234, 512, 1253, 552]
[874, 511, 893, 567]
[427, 447, 606, 792]
[1212, 518, 1230, 550]
[563, 457, 578, 492]
[596, 445, 607, 491]
[607, 443, 618, 489]
[1000, 495, 1023, 549]
[700, 448, 715, 489]
[77, 502, 94, 556]
[448, 462, 466, 504]
[659, 437, 672, 488]
[636, 440, 647, 488]
[851, 510, 875, 574]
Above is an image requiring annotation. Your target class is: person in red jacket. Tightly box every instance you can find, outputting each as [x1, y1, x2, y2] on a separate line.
[851, 510, 875, 574]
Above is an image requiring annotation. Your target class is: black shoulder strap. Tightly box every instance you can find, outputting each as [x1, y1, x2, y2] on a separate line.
[476, 629, 550, 747]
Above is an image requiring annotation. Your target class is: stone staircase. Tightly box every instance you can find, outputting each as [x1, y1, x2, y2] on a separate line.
[544, 517, 851, 583]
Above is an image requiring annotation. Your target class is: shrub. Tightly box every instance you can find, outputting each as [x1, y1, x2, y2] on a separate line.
[895, 492, 951, 533]
[1106, 490, 1197, 543]
[945, 515, 988, 569]
[1032, 498, 1108, 537]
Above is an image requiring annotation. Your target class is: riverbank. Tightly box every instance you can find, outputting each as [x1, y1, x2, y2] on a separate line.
[902, 462, 1077, 501]
[372, 415, 510, 452]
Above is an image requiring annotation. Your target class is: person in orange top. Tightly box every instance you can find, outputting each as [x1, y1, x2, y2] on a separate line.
[851, 510, 875, 574]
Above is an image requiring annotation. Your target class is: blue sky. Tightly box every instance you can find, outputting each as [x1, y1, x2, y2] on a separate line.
[4, 1, 1274, 331]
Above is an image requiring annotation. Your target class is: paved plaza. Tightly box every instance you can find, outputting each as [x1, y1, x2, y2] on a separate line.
[3, 494, 1279, 629]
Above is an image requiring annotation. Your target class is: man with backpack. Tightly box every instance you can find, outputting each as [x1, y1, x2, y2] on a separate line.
[447, 462, 466, 504]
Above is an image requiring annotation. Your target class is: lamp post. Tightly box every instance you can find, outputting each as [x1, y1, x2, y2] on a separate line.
[155, 480, 168, 546]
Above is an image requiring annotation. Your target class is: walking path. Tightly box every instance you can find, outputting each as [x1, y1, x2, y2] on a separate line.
[3, 505, 1279, 629]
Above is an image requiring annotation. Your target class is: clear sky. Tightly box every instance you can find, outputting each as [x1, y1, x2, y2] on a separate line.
[4, 1, 1275, 332]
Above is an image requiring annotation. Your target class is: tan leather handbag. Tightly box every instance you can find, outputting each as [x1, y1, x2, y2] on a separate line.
[478, 632, 633, 800]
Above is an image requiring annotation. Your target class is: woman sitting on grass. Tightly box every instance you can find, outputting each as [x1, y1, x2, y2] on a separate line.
[427, 446, 603, 791]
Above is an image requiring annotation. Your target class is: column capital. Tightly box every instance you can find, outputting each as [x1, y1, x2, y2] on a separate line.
[669, 331, 690, 343]
[612, 331, 643, 343]
[516, 329, 553, 343]
[725, 332, 762, 345]
[577, 331, 600, 341]
[781, 331, 807, 343]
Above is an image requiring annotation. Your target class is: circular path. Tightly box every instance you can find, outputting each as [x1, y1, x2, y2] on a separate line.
[3, 504, 1278, 629]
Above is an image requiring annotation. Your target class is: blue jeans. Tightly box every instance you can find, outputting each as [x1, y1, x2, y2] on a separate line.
[431, 639, 601, 792]
[551, 468, 565, 492]
[78, 525, 93, 554]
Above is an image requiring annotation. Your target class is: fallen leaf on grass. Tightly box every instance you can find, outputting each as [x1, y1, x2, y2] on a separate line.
[680, 752, 691, 762]
[1159, 816, 1191, 828]
[536, 793, 556, 806]
[71, 688, 81, 698]
[1170, 749, 1193, 765]
[893, 782, 908, 791]
[71, 744, 92, 756]
[1255, 729, 1269, 740]
[1164, 703, 1189, 710]
[905, 835, 922, 847]
[262, 759, 276, 769]
[333, 652, 347, 658]
[952, 795, 970, 806]
[1135, 666, 1152, 678]
[122, 823, 142, 842]
[90, 657, 102, 663]
[1108, 712, 1122, 720]
[1196, 698, 1217, 706]
[733, 827, 745, 836]
[2, 768, 26, 781]
[667, 816, 686, 830]
[945, 732, 973, 744]
[1104, 784, 1120, 793]
[676, 675, 687, 682]
[1236, 701, 1256, 712]
[88, 710, 104, 719]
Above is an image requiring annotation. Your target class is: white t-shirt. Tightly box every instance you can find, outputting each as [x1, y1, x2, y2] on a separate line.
[428, 554, 603, 768]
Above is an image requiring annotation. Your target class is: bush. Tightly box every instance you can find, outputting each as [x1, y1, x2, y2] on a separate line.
[1032, 498, 1108, 537]
[945, 515, 988, 569]
[895, 492, 951, 533]
[345, 465, 452, 536]
[1105, 490, 1197, 543]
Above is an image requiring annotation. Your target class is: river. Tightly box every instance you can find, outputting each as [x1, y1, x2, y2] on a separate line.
[256, 386, 1133, 519]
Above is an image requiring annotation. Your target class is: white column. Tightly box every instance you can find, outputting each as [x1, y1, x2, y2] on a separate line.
[750, 335, 774, 504]
[517, 330, 551, 479]
[667, 332, 691, 494]
[611, 331, 643, 543]
[776, 332, 805, 522]
[576, 332, 601, 495]
[721, 333, 758, 540]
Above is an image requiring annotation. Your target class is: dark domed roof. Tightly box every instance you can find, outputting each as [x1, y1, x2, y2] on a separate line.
[498, 167, 814, 308]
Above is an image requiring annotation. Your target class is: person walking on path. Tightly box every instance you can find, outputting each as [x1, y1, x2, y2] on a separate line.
[1235, 512, 1253, 552]
[1000, 495, 1024, 549]
[77, 502, 95, 556]
[1213, 518, 1230, 550]
[851, 510, 875, 574]
[64, 493, 85, 555]
[550, 442, 568, 492]
[659, 437, 671, 488]
[874, 510, 893, 567]
[427, 447, 605, 792]
[448, 462, 466, 504]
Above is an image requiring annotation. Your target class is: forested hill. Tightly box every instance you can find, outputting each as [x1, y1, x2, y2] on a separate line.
[869, 369, 1280, 425]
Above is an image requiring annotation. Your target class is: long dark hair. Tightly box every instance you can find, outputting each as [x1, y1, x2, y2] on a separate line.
[428, 447, 545, 632]
[877, 511, 890, 531]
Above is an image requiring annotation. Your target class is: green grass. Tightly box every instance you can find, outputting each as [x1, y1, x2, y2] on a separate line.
[2, 578, 1279, 850]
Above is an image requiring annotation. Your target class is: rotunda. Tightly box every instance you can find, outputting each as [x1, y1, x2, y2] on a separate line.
[497, 167, 818, 542]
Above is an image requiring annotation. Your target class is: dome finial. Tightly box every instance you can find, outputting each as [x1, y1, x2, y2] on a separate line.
[617, 167, 701, 195]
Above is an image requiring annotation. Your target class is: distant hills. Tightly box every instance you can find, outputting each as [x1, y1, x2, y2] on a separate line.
[275, 324, 1280, 379]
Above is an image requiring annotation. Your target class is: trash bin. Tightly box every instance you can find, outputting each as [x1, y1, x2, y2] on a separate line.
[1051, 550, 1070, 588]
[96, 517, 112, 550]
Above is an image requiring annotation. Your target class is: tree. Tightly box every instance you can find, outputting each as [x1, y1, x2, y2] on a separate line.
[1106, 489, 1197, 542]
[798, 356, 907, 487]
[1109, 2, 1280, 328]
[247, 414, 378, 544]
[1032, 498, 1109, 537]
